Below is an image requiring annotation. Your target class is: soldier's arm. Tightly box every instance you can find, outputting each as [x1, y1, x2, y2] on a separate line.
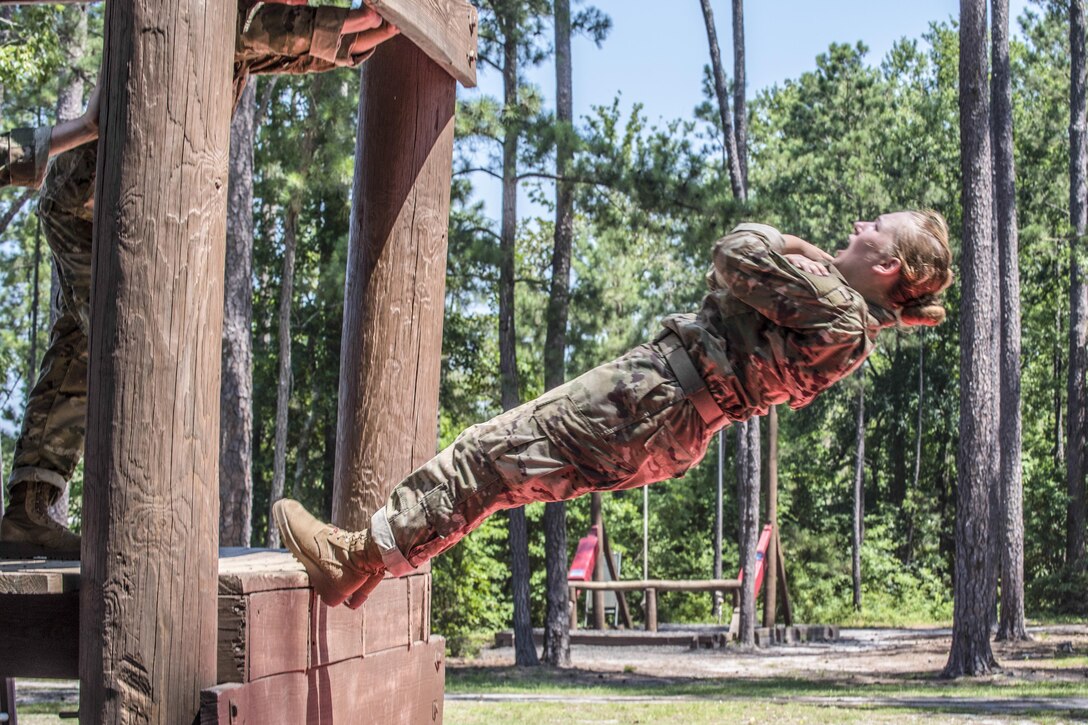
[711, 225, 858, 330]
[239, 4, 398, 74]
[47, 83, 100, 158]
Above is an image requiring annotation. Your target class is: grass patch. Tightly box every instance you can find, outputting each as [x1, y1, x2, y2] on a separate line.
[444, 699, 1074, 724]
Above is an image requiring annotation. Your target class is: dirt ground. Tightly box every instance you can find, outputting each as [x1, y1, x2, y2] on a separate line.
[451, 624, 1088, 686]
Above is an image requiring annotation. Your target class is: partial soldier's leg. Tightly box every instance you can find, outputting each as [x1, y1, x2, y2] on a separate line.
[276, 343, 718, 606]
[2, 144, 94, 553]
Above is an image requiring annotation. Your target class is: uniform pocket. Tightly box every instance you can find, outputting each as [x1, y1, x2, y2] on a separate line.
[642, 422, 702, 480]
[533, 395, 638, 483]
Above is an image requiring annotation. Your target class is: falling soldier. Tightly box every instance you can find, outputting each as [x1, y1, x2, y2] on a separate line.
[0, 2, 400, 555]
[274, 210, 955, 609]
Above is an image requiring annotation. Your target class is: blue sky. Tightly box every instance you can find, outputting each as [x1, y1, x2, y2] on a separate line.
[462, 0, 1034, 218]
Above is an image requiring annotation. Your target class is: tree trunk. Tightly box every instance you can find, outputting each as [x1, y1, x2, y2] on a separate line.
[736, 417, 760, 646]
[81, 0, 233, 717]
[697, 0, 744, 201]
[907, 337, 926, 565]
[541, 0, 574, 668]
[732, 0, 748, 189]
[267, 204, 299, 549]
[763, 405, 778, 628]
[992, 0, 1028, 641]
[713, 430, 724, 617]
[498, 11, 539, 667]
[944, 0, 999, 678]
[220, 77, 256, 547]
[1068, 0, 1088, 575]
[852, 373, 865, 612]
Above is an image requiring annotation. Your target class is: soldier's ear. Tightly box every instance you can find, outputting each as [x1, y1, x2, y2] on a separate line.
[874, 257, 901, 279]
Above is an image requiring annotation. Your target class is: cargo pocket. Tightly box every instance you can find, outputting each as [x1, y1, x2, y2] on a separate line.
[533, 395, 637, 485]
[642, 422, 702, 480]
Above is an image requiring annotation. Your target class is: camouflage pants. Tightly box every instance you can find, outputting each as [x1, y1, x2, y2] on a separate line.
[7, 144, 96, 494]
[371, 339, 725, 576]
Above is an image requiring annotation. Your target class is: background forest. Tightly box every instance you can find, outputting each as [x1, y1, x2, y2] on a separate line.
[1, 0, 1085, 658]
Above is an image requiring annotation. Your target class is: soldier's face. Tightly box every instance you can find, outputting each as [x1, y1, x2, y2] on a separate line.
[833, 212, 906, 288]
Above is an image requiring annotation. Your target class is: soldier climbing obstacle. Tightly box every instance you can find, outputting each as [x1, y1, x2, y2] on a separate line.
[275, 211, 955, 609]
[0, 2, 399, 555]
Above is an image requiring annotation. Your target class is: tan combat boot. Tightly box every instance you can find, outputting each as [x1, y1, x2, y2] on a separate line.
[272, 498, 384, 608]
[0, 481, 81, 557]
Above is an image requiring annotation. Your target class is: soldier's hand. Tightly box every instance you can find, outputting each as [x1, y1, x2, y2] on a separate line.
[343, 7, 383, 34]
[782, 234, 834, 263]
[348, 21, 400, 56]
[784, 253, 830, 277]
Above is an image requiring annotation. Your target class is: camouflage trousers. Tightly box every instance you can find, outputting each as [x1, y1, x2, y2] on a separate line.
[7, 144, 96, 494]
[371, 338, 726, 576]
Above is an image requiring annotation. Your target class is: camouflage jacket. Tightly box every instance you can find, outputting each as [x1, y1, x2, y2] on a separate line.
[1, 127, 51, 188]
[235, 1, 375, 106]
[662, 222, 896, 421]
[0, 2, 372, 191]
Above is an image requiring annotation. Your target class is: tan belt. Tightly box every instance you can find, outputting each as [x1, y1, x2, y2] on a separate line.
[656, 332, 725, 426]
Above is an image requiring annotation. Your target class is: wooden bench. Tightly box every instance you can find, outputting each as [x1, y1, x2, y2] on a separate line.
[0, 549, 444, 724]
[569, 578, 742, 633]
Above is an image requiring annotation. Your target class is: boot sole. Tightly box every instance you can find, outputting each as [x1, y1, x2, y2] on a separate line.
[272, 501, 357, 608]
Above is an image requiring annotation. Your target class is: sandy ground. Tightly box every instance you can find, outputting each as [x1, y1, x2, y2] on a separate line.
[452, 624, 1088, 685]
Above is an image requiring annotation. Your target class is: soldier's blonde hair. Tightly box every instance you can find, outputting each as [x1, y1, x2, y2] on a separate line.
[889, 209, 954, 326]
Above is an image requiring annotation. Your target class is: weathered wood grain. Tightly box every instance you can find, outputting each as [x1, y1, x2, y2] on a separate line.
[217, 595, 247, 684]
[248, 589, 310, 680]
[200, 639, 446, 724]
[363, 575, 411, 654]
[0, 592, 79, 678]
[80, 0, 236, 720]
[0, 560, 78, 593]
[310, 589, 365, 667]
[333, 35, 456, 530]
[366, 0, 477, 87]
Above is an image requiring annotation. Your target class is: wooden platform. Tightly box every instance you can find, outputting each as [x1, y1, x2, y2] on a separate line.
[0, 548, 445, 724]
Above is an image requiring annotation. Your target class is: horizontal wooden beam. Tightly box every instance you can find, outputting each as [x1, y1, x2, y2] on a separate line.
[570, 578, 742, 592]
[365, 0, 477, 87]
[0, 0, 478, 87]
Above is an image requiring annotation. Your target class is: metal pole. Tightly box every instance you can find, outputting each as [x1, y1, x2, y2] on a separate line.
[642, 485, 649, 580]
[713, 429, 724, 618]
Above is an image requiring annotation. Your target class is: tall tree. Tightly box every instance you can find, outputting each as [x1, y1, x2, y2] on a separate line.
[992, 0, 1028, 640]
[852, 371, 865, 611]
[698, 0, 758, 645]
[731, 0, 748, 188]
[493, 0, 541, 667]
[221, 77, 256, 547]
[542, 0, 574, 667]
[1068, 0, 1088, 575]
[698, 0, 744, 201]
[944, 0, 999, 678]
[267, 200, 299, 549]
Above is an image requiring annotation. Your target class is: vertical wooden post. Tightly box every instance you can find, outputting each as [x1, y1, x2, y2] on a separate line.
[81, 0, 234, 721]
[763, 406, 779, 627]
[645, 588, 657, 632]
[332, 36, 456, 528]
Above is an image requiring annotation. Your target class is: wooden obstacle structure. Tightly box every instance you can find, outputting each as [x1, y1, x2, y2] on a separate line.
[0, 0, 477, 722]
[0, 551, 442, 721]
[567, 523, 793, 637]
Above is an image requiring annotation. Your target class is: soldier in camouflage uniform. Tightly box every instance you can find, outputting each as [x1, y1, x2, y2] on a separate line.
[0, 3, 398, 554]
[274, 210, 955, 609]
